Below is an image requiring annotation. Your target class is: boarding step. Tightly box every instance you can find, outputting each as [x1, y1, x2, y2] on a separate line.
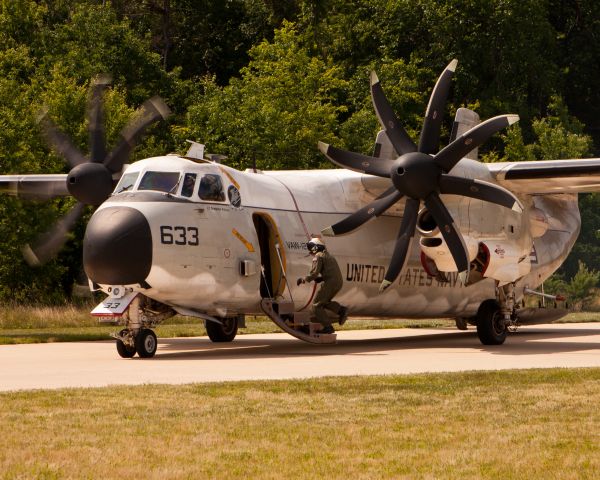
[260, 298, 337, 345]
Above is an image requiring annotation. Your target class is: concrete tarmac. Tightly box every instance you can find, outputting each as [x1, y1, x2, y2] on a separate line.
[1, 323, 600, 391]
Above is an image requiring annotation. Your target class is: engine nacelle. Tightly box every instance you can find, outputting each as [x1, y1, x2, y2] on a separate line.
[529, 207, 549, 238]
[477, 241, 531, 284]
[416, 207, 478, 272]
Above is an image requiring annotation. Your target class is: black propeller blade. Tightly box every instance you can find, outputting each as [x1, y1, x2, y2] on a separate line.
[434, 115, 519, 173]
[28, 78, 170, 266]
[318, 59, 520, 292]
[419, 59, 457, 154]
[370, 72, 416, 156]
[379, 197, 419, 292]
[438, 175, 523, 212]
[323, 186, 402, 236]
[318, 142, 391, 177]
[423, 192, 470, 273]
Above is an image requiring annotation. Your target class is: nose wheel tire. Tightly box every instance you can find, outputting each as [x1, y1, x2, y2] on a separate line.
[135, 329, 158, 358]
[476, 299, 507, 345]
[206, 317, 239, 342]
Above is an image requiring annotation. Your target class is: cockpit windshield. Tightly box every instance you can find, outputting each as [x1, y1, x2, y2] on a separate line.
[138, 171, 180, 193]
[114, 171, 139, 194]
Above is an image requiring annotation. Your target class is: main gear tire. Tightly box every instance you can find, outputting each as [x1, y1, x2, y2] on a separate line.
[476, 299, 507, 345]
[206, 317, 238, 342]
[135, 329, 158, 358]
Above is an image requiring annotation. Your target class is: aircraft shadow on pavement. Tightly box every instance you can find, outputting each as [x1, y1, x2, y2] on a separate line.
[151, 326, 600, 361]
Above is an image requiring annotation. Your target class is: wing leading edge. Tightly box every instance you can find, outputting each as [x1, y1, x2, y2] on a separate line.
[490, 158, 600, 194]
[0, 174, 69, 200]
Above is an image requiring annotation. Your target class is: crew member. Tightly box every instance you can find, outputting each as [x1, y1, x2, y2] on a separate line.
[297, 238, 348, 334]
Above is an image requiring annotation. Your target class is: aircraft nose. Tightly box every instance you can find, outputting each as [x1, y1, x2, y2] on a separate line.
[83, 207, 152, 285]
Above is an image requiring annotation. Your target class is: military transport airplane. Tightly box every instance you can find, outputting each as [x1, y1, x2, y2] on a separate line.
[1, 60, 598, 358]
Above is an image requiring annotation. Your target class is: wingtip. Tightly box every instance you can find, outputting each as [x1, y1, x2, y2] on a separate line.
[369, 71, 380, 86]
[447, 59, 458, 72]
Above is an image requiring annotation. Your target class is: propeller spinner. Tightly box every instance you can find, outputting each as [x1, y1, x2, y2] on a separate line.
[319, 60, 522, 292]
[24, 76, 170, 266]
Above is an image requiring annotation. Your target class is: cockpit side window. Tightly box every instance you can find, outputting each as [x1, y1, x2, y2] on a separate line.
[181, 173, 197, 198]
[198, 174, 225, 202]
[138, 171, 180, 193]
[114, 171, 139, 194]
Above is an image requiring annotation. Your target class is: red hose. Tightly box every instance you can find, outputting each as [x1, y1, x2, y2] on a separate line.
[298, 282, 317, 312]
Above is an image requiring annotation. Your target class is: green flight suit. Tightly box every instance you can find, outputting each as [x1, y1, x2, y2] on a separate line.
[304, 250, 343, 326]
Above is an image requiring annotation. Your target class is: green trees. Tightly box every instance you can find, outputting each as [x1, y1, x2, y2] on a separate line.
[182, 23, 348, 171]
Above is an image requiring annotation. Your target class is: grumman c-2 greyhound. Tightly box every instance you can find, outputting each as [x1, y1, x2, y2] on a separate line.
[2, 60, 599, 358]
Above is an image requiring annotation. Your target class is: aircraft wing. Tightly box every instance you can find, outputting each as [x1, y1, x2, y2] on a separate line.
[489, 158, 600, 194]
[0, 174, 69, 200]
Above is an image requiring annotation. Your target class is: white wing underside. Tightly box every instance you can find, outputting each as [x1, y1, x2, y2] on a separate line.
[489, 159, 600, 194]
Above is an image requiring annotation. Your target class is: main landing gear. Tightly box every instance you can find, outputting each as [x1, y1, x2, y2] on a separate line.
[205, 316, 239, 342]
[475, 283, 518, 345]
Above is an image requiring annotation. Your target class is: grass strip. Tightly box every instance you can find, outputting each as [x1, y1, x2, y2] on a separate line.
[0, 368, 598, 479]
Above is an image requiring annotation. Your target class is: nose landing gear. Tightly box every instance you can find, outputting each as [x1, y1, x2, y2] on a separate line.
[114, 327, 158, 358]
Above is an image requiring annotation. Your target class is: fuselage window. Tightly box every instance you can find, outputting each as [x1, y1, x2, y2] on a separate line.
[181, 173, 197, 198]
[114, 171, 139, 194]
[138, 171, 180, 193]
[198, 174, 225, 202]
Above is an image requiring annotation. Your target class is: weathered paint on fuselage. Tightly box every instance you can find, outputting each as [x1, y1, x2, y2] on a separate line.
[94, 155, 580, 319]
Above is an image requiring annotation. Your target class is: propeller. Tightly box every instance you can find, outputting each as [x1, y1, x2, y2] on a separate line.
[24, 76, 170, 266]
[319, 59, 522, 292]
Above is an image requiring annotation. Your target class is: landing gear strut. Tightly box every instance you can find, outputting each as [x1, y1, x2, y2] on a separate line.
[112, 295, 174, 358]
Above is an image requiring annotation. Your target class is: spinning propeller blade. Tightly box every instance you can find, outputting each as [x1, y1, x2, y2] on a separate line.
[22, 202, 85, 266]
[104, 96, 170, 174]
[27, 79, 170, 265]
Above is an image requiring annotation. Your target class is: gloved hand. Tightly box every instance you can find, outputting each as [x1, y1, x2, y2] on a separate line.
[296, 278, 305, 286]
[314, 277, 323, 284]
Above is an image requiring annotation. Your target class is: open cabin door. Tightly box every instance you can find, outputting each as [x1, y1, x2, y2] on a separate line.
[252, 213, 286, 299]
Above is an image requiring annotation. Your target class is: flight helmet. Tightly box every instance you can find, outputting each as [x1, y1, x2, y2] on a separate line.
[307, 237, 326, 254]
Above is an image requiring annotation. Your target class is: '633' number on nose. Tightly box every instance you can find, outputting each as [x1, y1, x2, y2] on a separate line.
[159, 225, 199, 246]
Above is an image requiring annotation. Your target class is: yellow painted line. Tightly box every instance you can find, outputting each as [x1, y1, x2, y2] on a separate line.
[232, 228, 255, 252]
[219, 167, 240, 190]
